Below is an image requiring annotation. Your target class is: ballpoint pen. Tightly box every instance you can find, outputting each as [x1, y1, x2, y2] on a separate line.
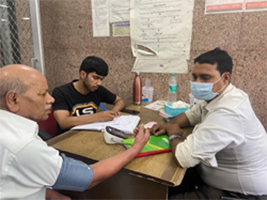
[99, 103, 107, 111]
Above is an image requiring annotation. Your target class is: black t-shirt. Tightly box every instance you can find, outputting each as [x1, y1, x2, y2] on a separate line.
[52, 80, 116, 135]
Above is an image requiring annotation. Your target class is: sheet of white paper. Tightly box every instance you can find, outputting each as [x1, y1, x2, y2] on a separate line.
[92, 0, 110, 37]
[130, 0, 194, 73]
[132, 57, 188, 74]
[109, 0, 131, 22]
[144, 121, 157, 129]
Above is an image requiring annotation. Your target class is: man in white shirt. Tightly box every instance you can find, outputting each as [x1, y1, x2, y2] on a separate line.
[0, 64, 150, 200]
[151, 48, 267, 199]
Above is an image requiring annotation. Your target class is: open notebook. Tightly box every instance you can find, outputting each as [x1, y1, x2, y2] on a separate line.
[71, 115, 140, 134]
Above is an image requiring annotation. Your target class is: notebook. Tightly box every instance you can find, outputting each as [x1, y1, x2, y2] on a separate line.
[122, 135, 171, 157]
[71, 115, 140, 134]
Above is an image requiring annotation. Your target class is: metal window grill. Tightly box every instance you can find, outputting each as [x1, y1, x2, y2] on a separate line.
[0, 0, 34, 68]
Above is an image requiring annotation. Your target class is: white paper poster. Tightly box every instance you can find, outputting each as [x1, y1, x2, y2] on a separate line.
[109, 0, 131, 22]
[92, 0, 110, 37]
[130, 0, 194, 74]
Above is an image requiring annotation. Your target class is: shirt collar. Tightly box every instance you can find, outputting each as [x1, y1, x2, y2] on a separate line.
[0, 109, 39, 136]
[205, 83, 234, 111]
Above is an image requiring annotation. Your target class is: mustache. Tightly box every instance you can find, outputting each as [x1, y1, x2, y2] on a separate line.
[45, 104, 52, 110]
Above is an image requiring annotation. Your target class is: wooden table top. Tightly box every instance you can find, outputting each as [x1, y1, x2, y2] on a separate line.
[47, 103, 192, 186]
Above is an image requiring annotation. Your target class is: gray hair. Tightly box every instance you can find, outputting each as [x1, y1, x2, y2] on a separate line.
[0, 76, 28, 100]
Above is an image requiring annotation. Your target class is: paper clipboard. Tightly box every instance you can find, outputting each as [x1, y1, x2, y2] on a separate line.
[122, 135, 171, 157]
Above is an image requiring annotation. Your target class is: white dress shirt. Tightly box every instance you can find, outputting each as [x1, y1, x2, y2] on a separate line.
[176, 84, 267, 195]
[0, 110, 62, 199]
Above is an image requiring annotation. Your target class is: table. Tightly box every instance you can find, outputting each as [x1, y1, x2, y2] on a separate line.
[47, 103, 193, 199]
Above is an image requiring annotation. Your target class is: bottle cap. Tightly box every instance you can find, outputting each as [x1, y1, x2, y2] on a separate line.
[171, 74, 175, 77]
[136, 71, 140, 75]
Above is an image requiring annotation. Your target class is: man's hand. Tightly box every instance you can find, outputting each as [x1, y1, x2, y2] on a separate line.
[150, 124, 167, 136]
[112, 111, 121, 118]
[132, 125, 150, 151]
[97, 111, 117, 121]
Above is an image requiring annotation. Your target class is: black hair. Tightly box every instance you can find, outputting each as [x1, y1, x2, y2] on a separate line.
[79, 56, 108, 76]
[194, 47, 233, 75]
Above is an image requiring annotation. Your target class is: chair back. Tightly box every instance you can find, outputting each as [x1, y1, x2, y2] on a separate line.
[37, 109, 57, 137]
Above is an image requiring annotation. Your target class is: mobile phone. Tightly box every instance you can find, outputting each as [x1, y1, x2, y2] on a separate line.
[105, 126, 128, 139]
[121, 109, 140, 115]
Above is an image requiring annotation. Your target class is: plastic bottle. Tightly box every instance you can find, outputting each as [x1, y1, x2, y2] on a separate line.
[142, 79, 154, 102]
[133, 71, 142, 105]
[167, 74, 177, 105]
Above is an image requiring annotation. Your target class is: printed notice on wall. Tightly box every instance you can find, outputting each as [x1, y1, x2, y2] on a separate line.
[109, 0, 131, 22]
[92, 0, 110, 37]
[130, 0, 194, 74]
[245, 0, 267, 12]
[205, 0, 243, 14]
[113, 23, 130, 37]
[205, 0, 267, 14]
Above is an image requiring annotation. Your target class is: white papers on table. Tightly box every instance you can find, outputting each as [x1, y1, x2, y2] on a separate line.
[71, 115, 140, 134]
[144, 100, 166, 111]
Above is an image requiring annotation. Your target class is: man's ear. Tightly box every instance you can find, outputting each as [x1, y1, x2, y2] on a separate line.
[5, 91, 19, 112]
[80, 70, 87, 79]
[224, 72, 231, 84]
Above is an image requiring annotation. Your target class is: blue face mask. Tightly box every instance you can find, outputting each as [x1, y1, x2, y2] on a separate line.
[190, 73, 225, 101]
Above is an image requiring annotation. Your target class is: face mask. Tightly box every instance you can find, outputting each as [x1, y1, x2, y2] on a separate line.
[190, 73, 225, 101]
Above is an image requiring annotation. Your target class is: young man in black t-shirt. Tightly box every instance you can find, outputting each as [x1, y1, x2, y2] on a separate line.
[52, 56, 125, 135]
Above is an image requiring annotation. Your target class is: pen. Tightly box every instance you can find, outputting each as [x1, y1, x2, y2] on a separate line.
[100, 103, 107, 111]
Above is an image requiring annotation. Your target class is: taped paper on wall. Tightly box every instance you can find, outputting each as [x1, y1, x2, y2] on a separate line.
[130, 0, 194, 73]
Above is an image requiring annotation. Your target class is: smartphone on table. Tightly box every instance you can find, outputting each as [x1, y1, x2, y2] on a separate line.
[121, 109, 140, 115]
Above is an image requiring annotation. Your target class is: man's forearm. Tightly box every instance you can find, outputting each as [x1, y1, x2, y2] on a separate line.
[88, 145, 141, 189]
[112, 99, 125, 112]
[168, 113, 191, 128]
[56, 113, 102, 130]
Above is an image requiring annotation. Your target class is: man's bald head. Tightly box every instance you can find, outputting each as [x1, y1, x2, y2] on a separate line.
[0, 64, 45, 102]
[0, 64, 54, 121]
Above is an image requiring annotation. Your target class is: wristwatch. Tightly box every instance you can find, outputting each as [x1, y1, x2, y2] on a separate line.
[168, 134, 184, 142]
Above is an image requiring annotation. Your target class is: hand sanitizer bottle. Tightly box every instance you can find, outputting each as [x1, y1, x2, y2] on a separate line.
[142, 79, 154, 102]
